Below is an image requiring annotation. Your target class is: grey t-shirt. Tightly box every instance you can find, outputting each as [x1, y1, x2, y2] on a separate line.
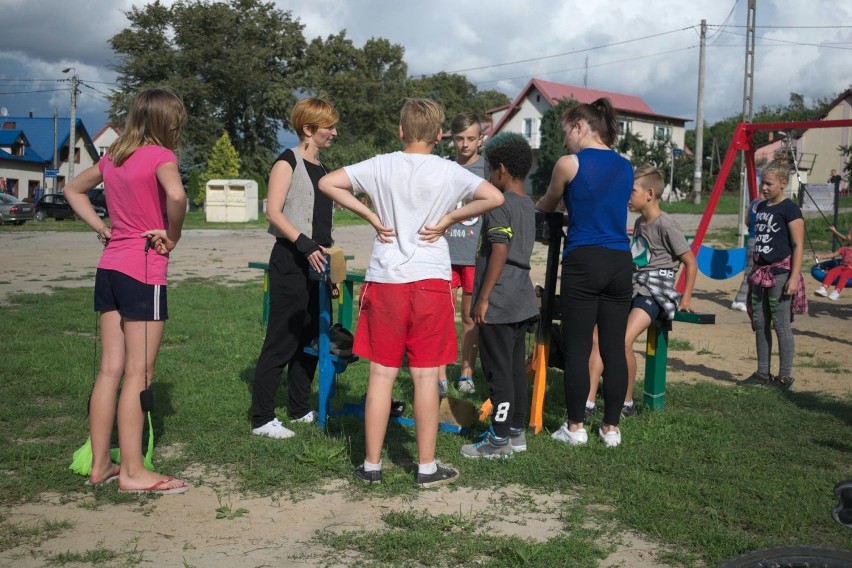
[471, 192, 539, 325]
[631, 212, 691, 296]
[445, 156, 486, 266]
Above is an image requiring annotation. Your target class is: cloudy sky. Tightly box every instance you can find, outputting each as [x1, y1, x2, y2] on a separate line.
[1, 0, 850, 142]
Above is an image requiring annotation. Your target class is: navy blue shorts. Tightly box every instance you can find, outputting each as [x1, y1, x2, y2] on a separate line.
[94, 268, 168, 321]
[631, 294, 661, 321]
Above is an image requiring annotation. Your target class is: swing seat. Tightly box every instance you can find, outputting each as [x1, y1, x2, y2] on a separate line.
[696, 245, 748, 280]
[811, 259, 852, 286]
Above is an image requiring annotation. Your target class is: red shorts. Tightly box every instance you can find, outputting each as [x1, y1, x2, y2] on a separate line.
[450, 264, 476, 294]
[354, 279, 457, 367]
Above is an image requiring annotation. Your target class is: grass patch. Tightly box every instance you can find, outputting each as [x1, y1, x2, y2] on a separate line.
[0, 516, 74, 553]
[1, 281, 850, 566]
[0, 209, 367, 235]
[668, 337, 694, 351]
[797, 358, 847, 374]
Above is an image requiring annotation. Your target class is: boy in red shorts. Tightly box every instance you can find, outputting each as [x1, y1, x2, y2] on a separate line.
[318, 98, 503, 487]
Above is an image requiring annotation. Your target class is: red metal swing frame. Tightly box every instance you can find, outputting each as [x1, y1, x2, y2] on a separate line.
[679, 118, 852, 291]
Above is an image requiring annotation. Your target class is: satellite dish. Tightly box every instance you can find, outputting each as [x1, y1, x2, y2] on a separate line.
[0, 107, 8, 117]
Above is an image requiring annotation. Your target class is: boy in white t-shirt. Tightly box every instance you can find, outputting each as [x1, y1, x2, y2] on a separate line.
[318, 98, 503, 487]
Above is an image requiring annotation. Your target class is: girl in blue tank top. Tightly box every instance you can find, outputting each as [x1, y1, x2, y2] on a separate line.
[536, 98, 633, 448]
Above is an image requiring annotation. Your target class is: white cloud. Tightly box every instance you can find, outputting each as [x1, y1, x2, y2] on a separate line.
[1, 0, 849, 133]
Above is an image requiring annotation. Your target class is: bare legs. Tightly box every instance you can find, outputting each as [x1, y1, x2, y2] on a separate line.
[364, 362, 440, 465]
[89, 310, 186, 491]
[438, 290, 478, 382]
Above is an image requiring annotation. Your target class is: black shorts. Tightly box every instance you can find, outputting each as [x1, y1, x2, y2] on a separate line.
[632, 294, 661, 321]
[94, 268, 168, 321]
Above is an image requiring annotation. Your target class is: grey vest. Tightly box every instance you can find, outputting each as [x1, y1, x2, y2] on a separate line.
[267, 147, 316, 238]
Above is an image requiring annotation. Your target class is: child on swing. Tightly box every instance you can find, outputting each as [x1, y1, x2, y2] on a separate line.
[64, 88, 189, 494]
[737, 159, 807, 390]
[814, 225, 852, 301]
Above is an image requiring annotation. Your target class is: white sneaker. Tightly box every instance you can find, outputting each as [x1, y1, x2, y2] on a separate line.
[456, 377, 475, 394]
[814, 286, 828, 297]
[551, 422, 588, 445]
[829, 290, 840, 301]
[251, 418, 295, 439]
[598, 426, 622, 447]
[438, 379, 448, 398]
[730, 301, 747, 312]
[291, 410, 317, 424]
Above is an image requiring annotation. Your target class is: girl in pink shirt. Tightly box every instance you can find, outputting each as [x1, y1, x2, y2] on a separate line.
[815, 226, 852, 300]
[64, 88, 189, 494]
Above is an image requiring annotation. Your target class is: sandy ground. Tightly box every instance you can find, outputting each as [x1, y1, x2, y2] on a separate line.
[0, 216, 849, 567]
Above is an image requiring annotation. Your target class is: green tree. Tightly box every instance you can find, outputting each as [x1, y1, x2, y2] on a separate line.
[108, 0, 306, 180]
[529, 98, 576, 195]
[197, 132, 241, 206]
[302, 32, 409, 157]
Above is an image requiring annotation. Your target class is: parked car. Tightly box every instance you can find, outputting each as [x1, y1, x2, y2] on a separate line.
[35, 193, 105, 221]
[0, 193, 35, 225]
[87, 188, 108, 217]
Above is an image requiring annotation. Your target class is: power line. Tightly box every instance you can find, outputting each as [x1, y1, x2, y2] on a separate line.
[715, 28, 852, 50]
[475, 45, 697, 88]
[442, 26, 696, 75]
[0, 88, 68, 95]
[709, 24, 852, 29]
[707, 0, 739, 44]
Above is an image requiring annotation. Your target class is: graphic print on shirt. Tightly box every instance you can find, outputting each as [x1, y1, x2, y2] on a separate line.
[446, 200, 480, 239]
[754, 209, 782, 257]
[631, 233, 650, 268]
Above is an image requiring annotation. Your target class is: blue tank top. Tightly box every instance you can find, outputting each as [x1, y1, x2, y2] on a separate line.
[562, 148, 632, 255]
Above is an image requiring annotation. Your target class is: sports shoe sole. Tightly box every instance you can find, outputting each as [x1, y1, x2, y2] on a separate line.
[415, 466, 458, 488]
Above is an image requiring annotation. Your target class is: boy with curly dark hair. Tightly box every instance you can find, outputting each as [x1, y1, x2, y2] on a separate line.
[461, 132, 539, 458]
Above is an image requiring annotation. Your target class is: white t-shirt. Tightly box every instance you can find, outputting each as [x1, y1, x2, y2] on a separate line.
[344, 152, 483, 283]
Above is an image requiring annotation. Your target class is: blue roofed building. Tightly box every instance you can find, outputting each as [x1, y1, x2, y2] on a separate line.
[0, 115, 99, 201]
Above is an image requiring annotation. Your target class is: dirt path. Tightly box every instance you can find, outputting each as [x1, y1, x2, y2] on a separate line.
[1, 216, 848, 567]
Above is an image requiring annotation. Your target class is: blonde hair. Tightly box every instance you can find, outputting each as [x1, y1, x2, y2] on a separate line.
[400, 98, 444, 143]
[762, 159, 791, 183]
[634, 165, 665, 198]
[291, 98, 339, 141]
[109, 88, 187, 167]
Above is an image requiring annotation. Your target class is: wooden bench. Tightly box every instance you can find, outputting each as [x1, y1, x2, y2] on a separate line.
[247, 257, 356, 326]
[643, 310, 716, 410]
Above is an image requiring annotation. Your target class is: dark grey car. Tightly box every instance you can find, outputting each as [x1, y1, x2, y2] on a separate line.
[0, 193, 34, 225]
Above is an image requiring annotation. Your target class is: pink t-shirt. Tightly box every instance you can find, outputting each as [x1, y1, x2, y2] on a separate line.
[838, 246, 852, 268]
[97, 145, 177, 285]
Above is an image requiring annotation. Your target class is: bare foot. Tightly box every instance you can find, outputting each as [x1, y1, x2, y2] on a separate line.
[87, 462, 120, 485]
[118, 471, 189, 494]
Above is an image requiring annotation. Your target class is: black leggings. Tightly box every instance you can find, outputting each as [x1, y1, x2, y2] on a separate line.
[251, 239, 320, 427]
[560, 246, 632, 427]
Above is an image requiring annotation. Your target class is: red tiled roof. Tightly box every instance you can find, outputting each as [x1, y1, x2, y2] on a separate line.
[492, 78, 687, 135]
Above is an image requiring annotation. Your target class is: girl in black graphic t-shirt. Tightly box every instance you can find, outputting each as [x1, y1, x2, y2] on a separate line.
[739, 160, 805, 390]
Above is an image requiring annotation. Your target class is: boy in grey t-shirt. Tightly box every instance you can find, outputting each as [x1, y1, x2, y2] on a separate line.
[461, 133, 538, 459]
[590, 166, 697, 416]
[440, 113, 487, 396]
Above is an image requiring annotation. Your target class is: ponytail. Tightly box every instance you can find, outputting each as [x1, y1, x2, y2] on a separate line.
[562, 97, 620, 147]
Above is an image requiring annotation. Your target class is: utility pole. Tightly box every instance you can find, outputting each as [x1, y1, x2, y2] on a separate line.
[692, 19, 706, 205]
[53, 109, 58, 195]
[63, 68, 79, 181]
[737, 0, 757, 248]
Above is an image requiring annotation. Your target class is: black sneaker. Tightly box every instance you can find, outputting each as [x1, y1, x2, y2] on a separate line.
[768, 375, 794, 390]
[621, 403, 636, 418]
[584, 405, 597, 423]
[415, 463, 458, 488]
[353, 464, 382, 485]
[737, 372, 771, 387]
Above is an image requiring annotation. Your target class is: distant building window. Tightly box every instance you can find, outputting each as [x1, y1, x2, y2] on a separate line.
[523, 119, 533, 139]
[99, 146, 108, 156]
[654, 126, 672, 141]
[618, 121, 632, 135]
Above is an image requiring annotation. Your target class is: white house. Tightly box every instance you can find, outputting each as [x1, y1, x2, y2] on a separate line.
[91, 125, 123, 189]
[489, 78, 689, 193]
